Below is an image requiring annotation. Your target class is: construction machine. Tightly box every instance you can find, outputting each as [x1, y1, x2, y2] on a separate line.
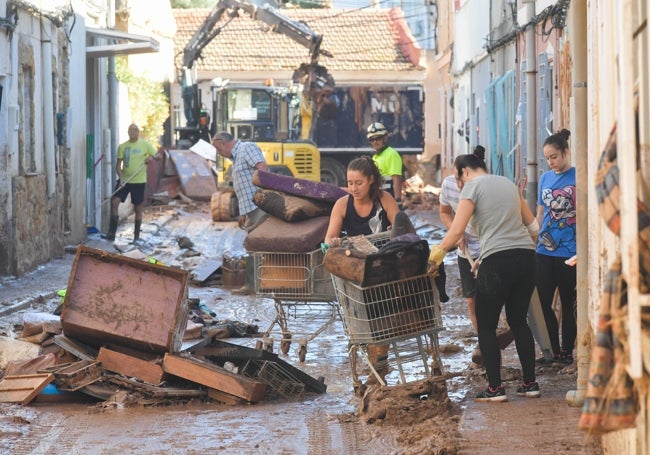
[176, 0, 334, 187]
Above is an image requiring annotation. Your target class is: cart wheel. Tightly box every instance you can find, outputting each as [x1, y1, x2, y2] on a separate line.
[280, 333, 292, 355]
[353, 382, 366, 397]
[263, 337, 274, 353]
[298, 344, 307, 363]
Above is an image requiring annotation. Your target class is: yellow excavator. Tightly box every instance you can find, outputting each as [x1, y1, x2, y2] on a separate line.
[176, 0, 335, 219]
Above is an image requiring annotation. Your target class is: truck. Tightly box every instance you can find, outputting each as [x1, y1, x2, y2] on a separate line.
[175, 0, 425, 187]
[210, 81, 425, 186]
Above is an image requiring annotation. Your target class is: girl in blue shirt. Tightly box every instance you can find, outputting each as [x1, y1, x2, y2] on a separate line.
[536, 129, 577, 365]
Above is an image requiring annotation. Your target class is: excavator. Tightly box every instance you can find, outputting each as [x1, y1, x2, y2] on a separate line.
[176, 0, 334, 156]
[176, 0, 336, 219]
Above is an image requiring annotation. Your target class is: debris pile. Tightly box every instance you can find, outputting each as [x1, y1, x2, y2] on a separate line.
[0, 246, 326, 407]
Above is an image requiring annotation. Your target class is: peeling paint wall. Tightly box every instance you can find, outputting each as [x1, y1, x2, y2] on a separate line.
[0, 3, 75, 276]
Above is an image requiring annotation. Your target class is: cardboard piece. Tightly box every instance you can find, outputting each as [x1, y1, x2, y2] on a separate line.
[0, 336, 41, 370]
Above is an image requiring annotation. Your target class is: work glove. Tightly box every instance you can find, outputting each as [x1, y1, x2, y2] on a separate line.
[427, 245, 447, 274]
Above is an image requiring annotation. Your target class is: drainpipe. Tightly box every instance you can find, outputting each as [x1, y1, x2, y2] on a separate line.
[41, 18, 56, 197]
[108, 56, 118, 191]
[566, 0, 588, 407]
[523, 0, 537, 209]
[107, 1, 118, 218]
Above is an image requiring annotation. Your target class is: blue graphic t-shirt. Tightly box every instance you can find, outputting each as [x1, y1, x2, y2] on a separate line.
[536, 167, 577, 257]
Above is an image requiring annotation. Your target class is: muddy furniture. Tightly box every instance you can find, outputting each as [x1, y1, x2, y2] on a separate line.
[60, 246, 190, 354]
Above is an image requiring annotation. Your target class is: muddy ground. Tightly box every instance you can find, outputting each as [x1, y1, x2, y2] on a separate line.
[0, 198, 603, 454]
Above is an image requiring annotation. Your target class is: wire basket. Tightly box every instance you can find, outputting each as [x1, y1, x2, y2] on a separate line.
[242, 360, 305, 400]
[253, 248, 335, 301]
[332, 273, 442, 345]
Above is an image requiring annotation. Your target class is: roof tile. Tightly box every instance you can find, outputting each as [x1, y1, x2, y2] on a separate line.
[173, 7, 422, 73]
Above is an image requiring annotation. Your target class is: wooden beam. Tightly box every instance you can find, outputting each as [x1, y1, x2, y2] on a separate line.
[162, 354, 266, 402]
[97, 347, 165, 386]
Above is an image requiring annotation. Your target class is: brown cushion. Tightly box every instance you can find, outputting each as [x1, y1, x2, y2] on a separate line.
[244, 215, 330, 252]
[253, 189, 333, 222]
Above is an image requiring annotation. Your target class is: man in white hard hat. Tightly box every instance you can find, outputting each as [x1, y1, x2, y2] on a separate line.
[367, 122, 403, 208]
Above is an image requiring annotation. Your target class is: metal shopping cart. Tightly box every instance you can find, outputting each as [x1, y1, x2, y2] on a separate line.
[331, 272, 444, 394]
[252, 233, 392, 362]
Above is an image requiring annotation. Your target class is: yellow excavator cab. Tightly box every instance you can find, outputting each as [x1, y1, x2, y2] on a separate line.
[215, 140, 321, 189]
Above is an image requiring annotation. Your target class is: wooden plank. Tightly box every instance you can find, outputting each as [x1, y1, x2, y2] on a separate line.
[207, 388, 248, 405]
[193, 340, 327, 394]
[105, 375, 206, 399]
[0, 373, 54, 405]
[53, 334, 98, 360]
[53, 360, 102, 391]
[162, 353, 266, 402]
[97, 347, 165, 386]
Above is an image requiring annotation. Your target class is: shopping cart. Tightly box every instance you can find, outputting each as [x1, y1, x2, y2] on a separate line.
[331, 272, 444, 393]
[252, 233, 391, 362]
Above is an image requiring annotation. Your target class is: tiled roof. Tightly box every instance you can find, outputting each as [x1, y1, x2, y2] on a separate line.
[173, 7, 422, 73]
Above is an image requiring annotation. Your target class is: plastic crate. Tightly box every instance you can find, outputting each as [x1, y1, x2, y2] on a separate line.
[332, 274, 442, 344]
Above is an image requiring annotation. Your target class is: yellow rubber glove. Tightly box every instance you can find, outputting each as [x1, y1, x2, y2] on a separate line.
[427, 245, 447, 272]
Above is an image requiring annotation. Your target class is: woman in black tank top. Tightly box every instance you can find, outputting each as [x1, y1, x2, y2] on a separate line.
[325, 156, 399, 247]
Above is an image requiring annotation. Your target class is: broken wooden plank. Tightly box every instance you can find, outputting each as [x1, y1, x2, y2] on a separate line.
[193, 340, 327, 394]
[105, 375, 206, 399]
[162, 353, 266, 403]
[97, 347, 165, 386]
[184, 320, 204, 340]
[207, 388, 248, 406]
[0, 373, 54, 405]
[53, 334, 99, 360]
[53, 360, 102, 391]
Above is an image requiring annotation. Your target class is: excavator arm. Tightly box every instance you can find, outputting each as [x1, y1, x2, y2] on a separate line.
[181, 0, 331, 73]
[178, 0, 334, 141]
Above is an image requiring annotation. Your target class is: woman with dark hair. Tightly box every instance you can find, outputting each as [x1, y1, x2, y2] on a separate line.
[325, 156, 401, 384]
[325, 156, 400, 246]
[439, 145, 486, 331]
[428, 152, 540, 402]
[536, 129, 577, 365]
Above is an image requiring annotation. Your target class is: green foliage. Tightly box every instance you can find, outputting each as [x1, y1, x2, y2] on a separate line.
[115, 57, 168, 145]
[170, 0, 215, 8]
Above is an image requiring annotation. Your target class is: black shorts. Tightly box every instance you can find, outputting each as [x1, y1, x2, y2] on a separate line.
[457, 256, 477, 298]
[114, 182, 146, 205]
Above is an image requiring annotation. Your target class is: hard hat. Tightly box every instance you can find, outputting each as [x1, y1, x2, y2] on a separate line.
[367, 122, 388, 139]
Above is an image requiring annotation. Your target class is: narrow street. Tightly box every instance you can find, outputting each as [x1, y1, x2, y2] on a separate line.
[0, 201, 602, 454]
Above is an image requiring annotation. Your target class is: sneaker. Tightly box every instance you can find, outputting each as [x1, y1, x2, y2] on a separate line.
[474, 385, 507, 402]
[516, 381, 541, 398]
[536, 354, 559, 365]
[101, 233, 115, 241]
[558, 350, 574, 364]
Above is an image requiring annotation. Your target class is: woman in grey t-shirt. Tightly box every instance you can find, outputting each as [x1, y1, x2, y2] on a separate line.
[429, 153, 539, 402]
